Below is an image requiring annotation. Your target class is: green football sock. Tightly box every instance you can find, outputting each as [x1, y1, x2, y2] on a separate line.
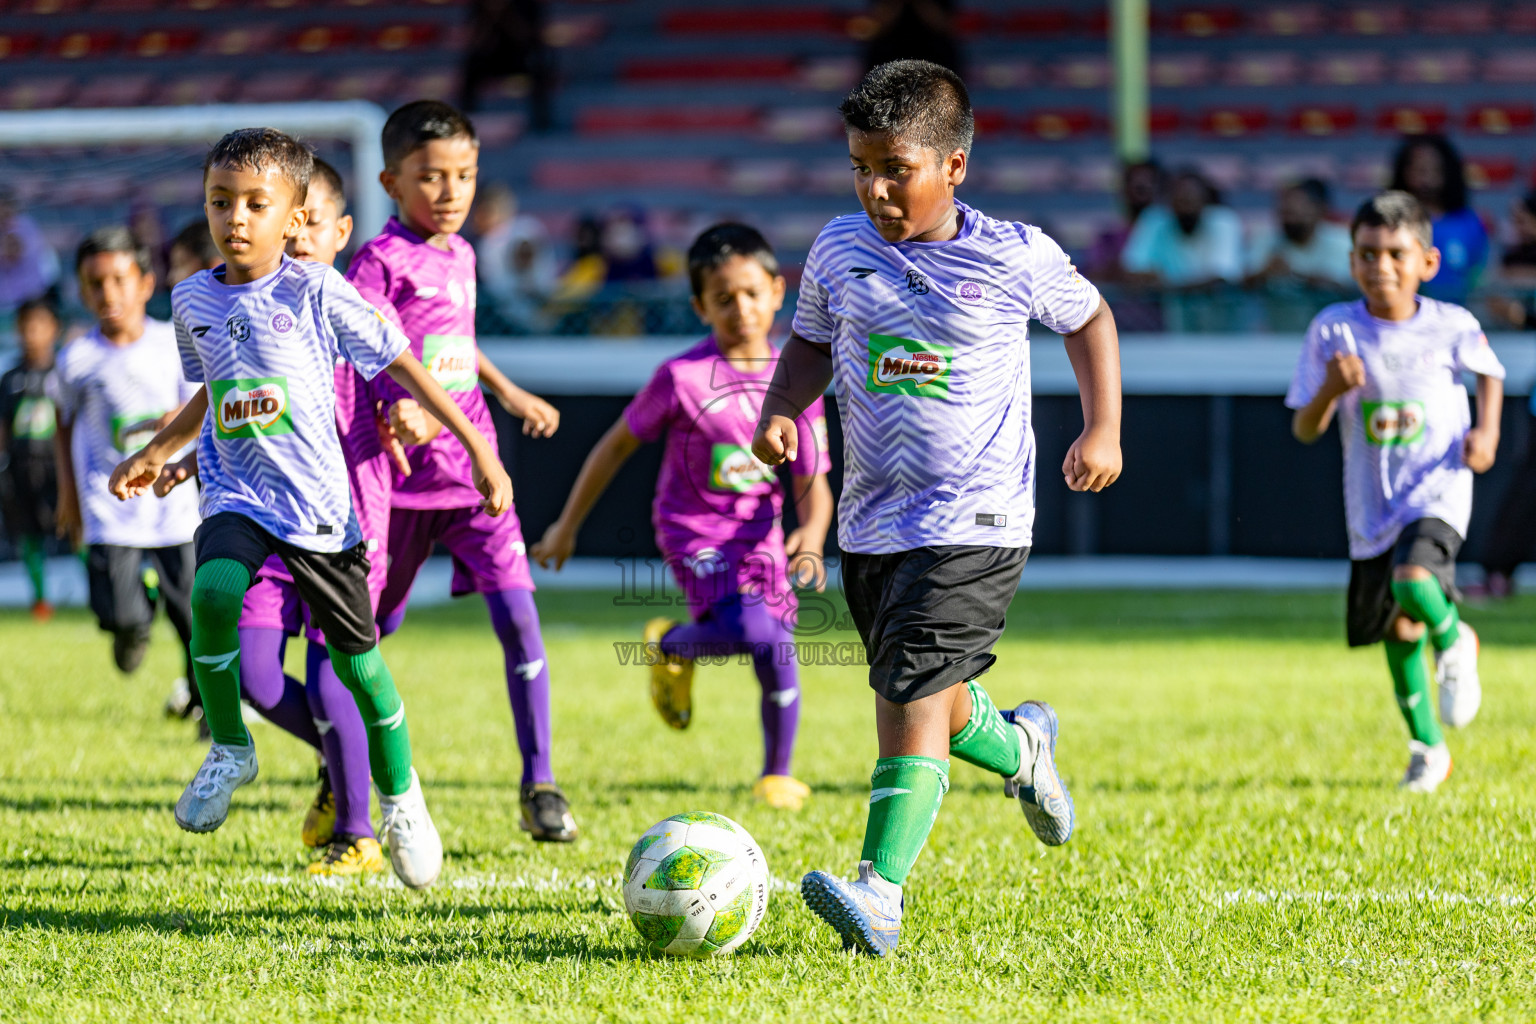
[189, 558, 252, 747]
[19, 535, 45, 603]
[1384, 636, 1443, 746]
[1391, 577, 1461, 651]
[327, 644, 414, 797]
[859, 756, 949, 886]
[949, 679, 1022, 777]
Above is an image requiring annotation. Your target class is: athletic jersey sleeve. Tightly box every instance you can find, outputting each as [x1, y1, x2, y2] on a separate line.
[344, 246, 395, 307]
[172, 306, 205, 383]
[321, 267, 411, 381]
[1285, 316, 1333, 409]
[788, 393, 832, 477]
[790, 228, 836, 347]
[1027, 226, 1101, 335]
[45, 348, 81, 426]
[1450, 315, 1506, 380]
[622, 361, 677, 443]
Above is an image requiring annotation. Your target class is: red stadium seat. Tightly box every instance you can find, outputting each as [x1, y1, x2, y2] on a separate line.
[622, 56, 797, 83]
[1465, 104, 1536, 135]
[1288, 105, 1360, 136]
[127, 28, 199, 58]
[1248, 4, 1326, 35]
[993, 9, 1079, 35]
[1200, 108, 1271, 137]
[1464, 156, 1518, 189]
[661, 8, 841, 34]
[1020, 109, 1102, 141]
[326, 69, 400, 102]
[971, 109, 1009, 137]
[176, 0, 225, 10]
[1051, 55, 1110, 89]
[1149, 107, 1183, 135]
[952, 11, 988, 35]
[575, 106, 760, 136]
[202, 27, 278, 57]
[1376, 104, 1448, 134]
[93, 0, 168, 12]
[1310, 51, 1386, 86]
[1420, 2, 1494, 33]
[287, 25, 359, 55]
[157, 73, 236, 105]
[1396, 50, 1472, 85]
[50, 30, 119, 59]
[0, 32, 43, 60]
[1, 76, 75, 109]
[239, 71, 320, 103]
[532, 158, 721, 192]
[1224, 51, 1300, 87]
[1151, 53, 1212, 88]
[370, 24, 441, 52]
[1510, 4, 1536, 32]
[12, 0, 84, 13]
[1336, 4, 1407, 34]
[1162, 7, 1242, 36]
[1483, 50, 1536, 84]
[72, 73, 155, 107]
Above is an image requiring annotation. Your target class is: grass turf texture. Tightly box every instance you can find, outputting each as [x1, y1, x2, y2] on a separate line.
[3, 589, 1536, 1022]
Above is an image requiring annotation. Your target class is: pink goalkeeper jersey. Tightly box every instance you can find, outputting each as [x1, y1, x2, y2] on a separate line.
[347, 217, 496, 511]
[624, 336, 831, 558]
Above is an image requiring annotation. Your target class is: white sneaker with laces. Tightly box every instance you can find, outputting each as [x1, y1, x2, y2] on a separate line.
[378, 769, 443, 889]
[175, 742, 258, 832]
[1435, 623, 1481, 728]
[1399, 740, 1452, 793]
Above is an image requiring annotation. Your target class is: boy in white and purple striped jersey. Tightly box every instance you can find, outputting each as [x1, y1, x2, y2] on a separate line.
[753, 60, 1126, 956]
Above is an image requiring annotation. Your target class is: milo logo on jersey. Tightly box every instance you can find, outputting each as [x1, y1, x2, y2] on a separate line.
[110, 411, 166, 454]
[710, 444, 775, 493]
[1363, 400, 1426, 446]
[422, 334, 478, 391]
[210, 377, 294, 439]
[13, 396, 55, 440]
[867, 334, 953, 397]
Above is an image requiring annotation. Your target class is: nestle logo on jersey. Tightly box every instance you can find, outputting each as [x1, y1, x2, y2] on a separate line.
[866, 333, 953, 398]
[210, 377, 295, 439]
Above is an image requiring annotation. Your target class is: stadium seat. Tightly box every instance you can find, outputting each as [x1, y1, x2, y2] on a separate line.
[762, 107, 842, 142]
[473, 111, 522, 148]
[0, 32, 43, 60]
[325, 69, 400, 102]
[1465, 103, 1536, 135]
[1463, 156, 1518, 189]
[542, 14, 607, 49]
[1, 76, 75, 109]
[799, 56, 859, 91]
[1020, 109, 1102, 141]
[11, 0, 83, 12]
[71, 73, 155, 108]
[1396, 50, 1472, 85]
[972, 108, 1009, 138]
[1311, 51, 1386, 85]
[1249, 153, 1338, 190]
[1199, 108, 1271, 138]
[287, 25, 359, 55]
[1162, 7, 1242, 36]
[1287, 105, 1360, 136]
[723, 160, 799, 195]
[1193, 154, 1248, 193]
[1419, 2, 1494, 34]
[987, 158, 1068, 194]
[531, 158, 720, 192]
[976, 60, 1033, 89]
[397, 67, 456, 101]
[126, 29, 199, 59]
[575, 106, 760, 136]
[50, 30, 120, 60]
[1336, 4, 1407, 34]
[92, 0, 167, 12]
[370, 24, 440, 52]
[1051, 55, 1110, 89]
[1149, 107, 1183, 135]
[202, 27, 279, 57]
[157, 73, 236, 105]
[238, 71, 320, 103]
[1151, 53, 1212, 88]
[993, 9, 1080, 35]
[1248, 4, 1326, 35]
[660, 9, 842, 35]
[1483, 49, 1536, 84]
[1509, 4, 1536, 32]
[1376, 104, 1448, 134]
[1224, 51, 1300, 87]
[621, 56, 798, 83]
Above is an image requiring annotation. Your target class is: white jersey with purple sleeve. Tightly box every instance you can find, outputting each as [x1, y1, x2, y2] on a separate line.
[1285, 297, 1505, 559]
[791, 201, 1101, 553]
[172, 256, 409, 552]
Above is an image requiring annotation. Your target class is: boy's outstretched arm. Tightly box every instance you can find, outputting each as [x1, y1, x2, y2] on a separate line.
[1464, 372, 1503, 472]
[478, 351, 560, 437]
[787, 472, 833, 591]
[753, 334, 833, 466]
[108, 387, 208, 500]
[384, 351, 513, 515]
[530, 417, 642, 570]
[1061, 298, 1123, 492]
[1292, 352, 1365, 443]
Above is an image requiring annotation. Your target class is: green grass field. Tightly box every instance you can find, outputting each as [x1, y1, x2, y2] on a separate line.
[4, 588, 1536, 1022]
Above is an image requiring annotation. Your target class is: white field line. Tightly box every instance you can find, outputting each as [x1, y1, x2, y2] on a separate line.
[248, 870, 802, 893]
[1216, 888, 1527, 907]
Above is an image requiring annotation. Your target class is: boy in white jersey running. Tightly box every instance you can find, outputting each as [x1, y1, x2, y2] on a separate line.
[108, 128, 514, 890]
[1288, 191, 1503, 793]
[753, 60, 1124, 956]
[51, 228, 201, 708]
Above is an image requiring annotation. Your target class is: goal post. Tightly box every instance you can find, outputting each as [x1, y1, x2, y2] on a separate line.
[0, 101, 391, 239]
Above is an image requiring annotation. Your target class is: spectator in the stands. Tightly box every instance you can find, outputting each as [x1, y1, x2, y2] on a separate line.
[0, 189, 60, 315]
[474, 184, 558, 333]
[1086, 159, 1165, 281]
[460, 0, 552, 132]
[1246, 178, 1353, 289]
[166, 220, 223, 289]
[854, 0, 964, 77]
[1487, 192, 1536, 329]
[1389, 133, 1487, 306]
[600, 209, 660, 283]
[1121, 168, 1243, 288]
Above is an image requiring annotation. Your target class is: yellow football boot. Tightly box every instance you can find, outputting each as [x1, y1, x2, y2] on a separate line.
[752, 774, 811, 811]
[301, 766, 336, 849]
[643, 617, 694, 730]
[307, 835, 385, 877]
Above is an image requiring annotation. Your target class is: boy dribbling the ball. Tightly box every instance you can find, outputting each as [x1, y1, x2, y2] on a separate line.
[753, 60, 1124, 955]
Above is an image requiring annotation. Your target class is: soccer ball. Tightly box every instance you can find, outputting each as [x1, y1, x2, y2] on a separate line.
[622, 811, 770, 957]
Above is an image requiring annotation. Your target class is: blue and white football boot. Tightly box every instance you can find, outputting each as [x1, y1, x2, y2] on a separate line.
[801, 861, 903, 957]
[1001, 700, 1075, 846]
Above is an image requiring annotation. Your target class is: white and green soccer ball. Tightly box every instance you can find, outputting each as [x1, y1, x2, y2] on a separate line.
[622, 811, 770, 957]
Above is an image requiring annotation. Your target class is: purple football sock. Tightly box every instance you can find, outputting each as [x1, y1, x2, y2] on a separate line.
[484, 588, 555, 785]
[237, 626, 321, 749]
[377, 603, 408, 639]
[305, 641, 375, 839]
[661, 597, 800, 777]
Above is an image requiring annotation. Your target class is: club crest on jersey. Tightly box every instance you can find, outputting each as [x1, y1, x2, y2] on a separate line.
[268, 308, 296, 335]
[867, 333, 953, 398]
[210, 377, 295, 439]
[710, 444, 774, 493]
[955, 279, 990, 306]
[226, 314, 251, 343]
[1363, 400, 1426, 446]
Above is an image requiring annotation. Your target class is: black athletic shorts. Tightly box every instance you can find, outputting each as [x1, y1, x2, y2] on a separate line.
[194, 511, 377, 654]
[842, 545, 1029, 704]
[1346, 517, 1462, 647]
[87, 542, 194, 637]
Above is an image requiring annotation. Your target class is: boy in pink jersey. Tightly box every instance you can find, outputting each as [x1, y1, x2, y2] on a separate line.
[533, 225, 833, 810]
[350, 100, 576, 841]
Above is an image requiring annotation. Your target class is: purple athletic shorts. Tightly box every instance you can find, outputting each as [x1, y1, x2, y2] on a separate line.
[377, 504, 533, 622]
[662, 537, 796, 621]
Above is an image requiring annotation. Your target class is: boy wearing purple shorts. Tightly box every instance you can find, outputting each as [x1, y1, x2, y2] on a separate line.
[533, 224, 833, 811]
[351, 101, 576, 841]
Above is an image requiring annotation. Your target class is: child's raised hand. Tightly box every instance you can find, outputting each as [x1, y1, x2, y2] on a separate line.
[109, 449, 166, 501]
[1063, 426, 1122, 493]
[152, 455, 196, 497]
[1463, 425, 1499, 473]
[530, 520, 576, 571]
[785, 528, 827, 592]
[752, 415, 798, 466]
[1324, 352, 1366, 397]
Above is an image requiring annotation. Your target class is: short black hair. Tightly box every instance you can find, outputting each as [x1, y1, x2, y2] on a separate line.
[15, 296, 57, 324]
[203, 127, 312, 203]
[838, 59, 974, 158]
[1389, 133, 1469, 214]
[686, 223, 780, 298]
[308, 156, 347, 213]
[1350, 190, 1433, 250]
[76, 225, 151, 276]
[169, 219, 220, 267]
[382, 100, 477, 169]
[1290, 177, 1331, 208]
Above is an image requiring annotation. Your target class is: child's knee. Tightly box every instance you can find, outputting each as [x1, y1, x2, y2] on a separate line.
[1391, 564, 1434, 583]
[1388, 614, 1425, 643]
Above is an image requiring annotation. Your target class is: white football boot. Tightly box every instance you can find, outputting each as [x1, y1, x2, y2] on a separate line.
[378, 769, 443, 889]
[175, 742, 259, 832]
[1399, 740, 1452, 793]
[1435, 623, 1481, 728]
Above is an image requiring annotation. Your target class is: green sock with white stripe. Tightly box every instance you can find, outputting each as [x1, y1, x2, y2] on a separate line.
[949, 680, 1022, 776]
[189, 558, 252, 747]
[1391, 577, 1461, 652]
[858, 756, 949, 886]
[1385, 635, 1443, 746]
[326, 644, 413, 796]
